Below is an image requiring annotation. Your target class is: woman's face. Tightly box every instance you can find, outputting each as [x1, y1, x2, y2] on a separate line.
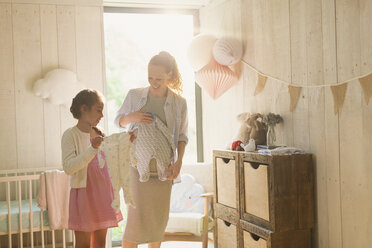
[81, 100, 104, 127]
[148, 64, 172, 93]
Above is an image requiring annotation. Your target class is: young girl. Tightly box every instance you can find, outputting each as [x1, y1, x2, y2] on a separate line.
[62, 89, 123, 248]
[115, 51, 188, 248]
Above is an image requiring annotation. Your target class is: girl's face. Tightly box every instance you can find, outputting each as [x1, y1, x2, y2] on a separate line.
[148, 64, 172, 92]
[81, 100, 104, 127]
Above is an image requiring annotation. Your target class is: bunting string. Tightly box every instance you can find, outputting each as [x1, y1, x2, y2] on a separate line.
[240, 58, 372, 114]
[241, 59, 371, 87]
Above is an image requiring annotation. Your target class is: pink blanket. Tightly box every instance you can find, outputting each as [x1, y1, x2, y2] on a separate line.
[37, 170, 70, 230]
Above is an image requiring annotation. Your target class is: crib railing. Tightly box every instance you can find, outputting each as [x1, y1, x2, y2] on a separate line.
[0, 168, 73, 248]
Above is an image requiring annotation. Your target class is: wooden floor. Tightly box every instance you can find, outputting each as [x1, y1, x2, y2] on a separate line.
[113, 240, 214, 248]
[143, 241, 214, 248]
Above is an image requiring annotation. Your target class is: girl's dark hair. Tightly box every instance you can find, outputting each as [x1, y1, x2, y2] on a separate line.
[70, 89, 104, 119]
[149, 51, 183, 95]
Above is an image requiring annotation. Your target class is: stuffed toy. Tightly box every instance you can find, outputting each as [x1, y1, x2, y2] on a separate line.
[231, 140, 244, 151]
[235, 112, 251, 145]
[170, 174, 205, 214]
[242, 139, 256, 152]
[235, 112, 267, 147]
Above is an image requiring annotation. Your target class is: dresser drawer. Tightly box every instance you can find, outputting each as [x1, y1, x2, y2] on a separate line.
[243, 231, 267, 248]
[240, 153, 314, 232]
[214, 203, 240, 248]
[240, 220, 311, 248]
[216, 218, 238, 248]
[214, 151, 239, 210]
[243, 161, 269, 221]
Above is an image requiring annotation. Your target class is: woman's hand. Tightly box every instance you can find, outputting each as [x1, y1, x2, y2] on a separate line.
[91, 136, 104, 149]
[129, 111, 154, 124]
[119, 111, 154, 127]
[165, 160, 182, 180]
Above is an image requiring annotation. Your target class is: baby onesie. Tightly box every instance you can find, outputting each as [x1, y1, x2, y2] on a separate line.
[98, 132, 135, 211]
[132, 116, 176, 182]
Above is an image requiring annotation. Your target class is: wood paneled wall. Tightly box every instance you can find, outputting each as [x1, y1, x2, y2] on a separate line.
[0, 0, 105, 170]
[200, 0, 372, 247]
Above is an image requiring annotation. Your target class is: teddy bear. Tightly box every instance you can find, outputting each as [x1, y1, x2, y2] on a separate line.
[232, 112, 267, 150]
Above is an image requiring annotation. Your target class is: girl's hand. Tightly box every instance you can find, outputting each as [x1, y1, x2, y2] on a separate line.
[129, 132, 136, 143]
[165, 160, 182, 180]
[130, 111, 154, 124]
[91, 136, 104, 149]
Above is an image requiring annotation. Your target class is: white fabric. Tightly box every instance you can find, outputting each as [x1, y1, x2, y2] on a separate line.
[97, 132, 135, 211]
[132, 117, 175, 182]
[61, 126, 97, 188]
[37, 170, 70, 230]
[165, 212, 205, 236]
[258, 146, 305, 155]
[170, 174, 205, 214]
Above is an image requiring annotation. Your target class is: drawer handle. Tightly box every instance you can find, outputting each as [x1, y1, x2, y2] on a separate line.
[222, 158, 231, 164]
[249, 162, 260, 169]
[223, 220, 231, 227]
[250, 233, 260, 241]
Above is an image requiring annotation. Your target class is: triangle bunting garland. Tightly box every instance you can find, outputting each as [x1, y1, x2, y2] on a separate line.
[330, 84, 348, 115]
[288, 86, 302, 112]
[254, 74, 267, 96]
[359, 73, 372, 105]
[241, 60, 372, 114]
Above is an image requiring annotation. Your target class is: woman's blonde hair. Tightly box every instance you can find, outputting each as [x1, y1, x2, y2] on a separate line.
[149, 51, 183, 95]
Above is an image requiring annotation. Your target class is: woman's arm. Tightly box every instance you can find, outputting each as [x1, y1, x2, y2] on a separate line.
[176, 141, 186, 162]
[165, 141, 186, 180]
[119, 111, 154, 127]
[166, 98, 189, 180]
[114, 89, 153, 128]
[178, 98, 189, 144]
[114, 90, 133, 129]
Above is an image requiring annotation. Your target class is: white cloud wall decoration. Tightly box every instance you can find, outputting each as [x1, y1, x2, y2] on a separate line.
[33, 69, 85, 106]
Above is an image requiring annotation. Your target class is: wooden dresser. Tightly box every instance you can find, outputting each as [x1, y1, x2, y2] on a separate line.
[213, 150, 314, 248]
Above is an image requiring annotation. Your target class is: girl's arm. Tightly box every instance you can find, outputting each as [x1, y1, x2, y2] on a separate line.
[61, 131, 98, 175]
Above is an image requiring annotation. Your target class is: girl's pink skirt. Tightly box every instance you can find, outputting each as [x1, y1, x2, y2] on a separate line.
[68, 154, 123, 232]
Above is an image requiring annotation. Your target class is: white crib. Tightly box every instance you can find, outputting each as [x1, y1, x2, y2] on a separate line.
[0, 168, 74, 248]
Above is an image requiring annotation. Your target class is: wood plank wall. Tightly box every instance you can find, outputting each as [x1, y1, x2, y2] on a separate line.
[200, 0, 372, 247]
[0, 0, 105, 170]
